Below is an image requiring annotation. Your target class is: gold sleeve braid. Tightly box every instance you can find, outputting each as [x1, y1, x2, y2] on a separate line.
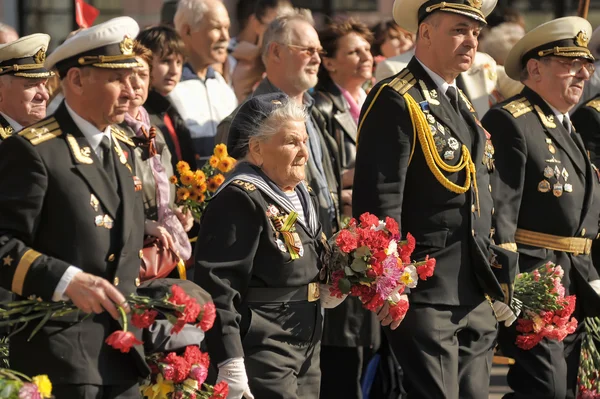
[403, 93, 480, 214]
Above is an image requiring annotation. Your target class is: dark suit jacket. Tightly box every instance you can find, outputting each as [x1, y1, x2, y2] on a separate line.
[484, 87, 600, 315]
[0, 103, 149, 384]
[354, 57, 513, 306]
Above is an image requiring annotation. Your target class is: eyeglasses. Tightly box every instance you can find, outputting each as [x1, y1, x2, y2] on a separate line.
[282, 43, 327, 57]
[550, 58, 596, 76]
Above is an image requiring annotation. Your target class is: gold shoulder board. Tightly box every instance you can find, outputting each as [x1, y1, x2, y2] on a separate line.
[18, 117, 61, 145]
[111, 127, 135, 147]
[232, 179, 256, 192]
[502, 97, 532, 118]
[585, 99, 600, 113]
[0, 125, 13, 140]
[388, 69, 416, 95]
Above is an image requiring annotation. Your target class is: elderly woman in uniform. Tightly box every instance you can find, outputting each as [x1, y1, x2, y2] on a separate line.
[194, 92, 341, 399]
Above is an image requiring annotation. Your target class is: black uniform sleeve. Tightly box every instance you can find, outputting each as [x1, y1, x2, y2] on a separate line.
[352, 85, 412, 227]
[0, 136, 71, 300]
[193, 185, 262, 363]
[572, 106, 600, 167]
[482, 108, 528, 249]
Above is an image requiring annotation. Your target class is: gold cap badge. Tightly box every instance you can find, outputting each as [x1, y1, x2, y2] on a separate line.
[119, 35, 134, 55]
[575, 30, 589, 47]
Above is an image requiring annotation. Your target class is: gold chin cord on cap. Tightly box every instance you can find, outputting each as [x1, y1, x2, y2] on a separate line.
[425, 2, 485, 19]
[0, 63, 45, 75]
[537, 46, 592, 59]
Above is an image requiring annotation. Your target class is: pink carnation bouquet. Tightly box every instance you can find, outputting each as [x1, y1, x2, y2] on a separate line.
[322, 212, 436, 322]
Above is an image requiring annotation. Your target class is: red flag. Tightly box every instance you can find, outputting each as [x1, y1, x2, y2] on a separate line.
[74, 0, 100, 29]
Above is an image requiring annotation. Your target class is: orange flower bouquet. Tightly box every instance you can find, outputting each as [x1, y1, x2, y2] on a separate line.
[170, 144, 236, 221]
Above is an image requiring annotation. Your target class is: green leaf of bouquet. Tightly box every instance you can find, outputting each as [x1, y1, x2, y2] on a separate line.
[350, 257, 367, 273]
[344, 266, 355, 276]
[354, 246, 370, 258]
[338, 278, 352, 294]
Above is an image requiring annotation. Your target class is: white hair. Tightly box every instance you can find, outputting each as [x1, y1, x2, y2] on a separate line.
[261, 8, 314, 65]
[174, 0, 210, 34]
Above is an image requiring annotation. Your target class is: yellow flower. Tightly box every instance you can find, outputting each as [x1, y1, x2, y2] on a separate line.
[194, 170, 206, 185]
[207, 178, 220, 193]
[180, 171, 195, 186]
[213, 173, 225, 186]
[177, 187, 190, 202]
[213, 143, 228, 160]
[400, 272, 414, 286]
[32, 375, 52, 398]
[176, 161, 190, 174]
[217, 157, 236, 173]
[209, 155, 219, 168]
[169, 175, 178, 184]
[143, 374, 174, 399]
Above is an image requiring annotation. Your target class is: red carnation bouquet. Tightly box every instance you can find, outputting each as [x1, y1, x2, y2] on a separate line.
[577, 317, 600, 399]
[510, 262, 578, 350]
[322, 212, 436, 322]
[0, 285, 216, 355]
[141, 345, 228, 399]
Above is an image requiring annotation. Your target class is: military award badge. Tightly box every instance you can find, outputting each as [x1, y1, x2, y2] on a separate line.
[266, 204, 303, 259]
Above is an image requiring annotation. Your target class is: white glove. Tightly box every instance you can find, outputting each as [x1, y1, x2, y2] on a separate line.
[590, 279, 600, 296]
[217, 358, 254, 399]
[320, 284, 347, 309]
[492, 301, 518, 327]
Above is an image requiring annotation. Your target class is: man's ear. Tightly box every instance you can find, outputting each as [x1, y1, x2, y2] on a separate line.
[527, 59, 543, 82]
[65, 67, 86, 96]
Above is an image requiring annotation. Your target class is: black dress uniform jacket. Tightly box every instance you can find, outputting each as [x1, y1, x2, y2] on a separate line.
[354, 57, 514, 306]
[0, 103, 149, 385]
[572, 95, 600, 275]
[194, 163, 324, 397]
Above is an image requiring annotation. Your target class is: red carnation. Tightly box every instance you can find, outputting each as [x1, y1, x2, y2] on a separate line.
[336, 229, 358, 253]
[183, 345, 204, 366]
[131, 309, 158, 329]
[385, 217, 399, 236]
[555, 295, 576, 318]
[199, 302, 216, 331]
[105, 330, 142, 353]
[183, 300, 201, 323]
[164, 352, 191, 383]
[516, 318, 534, 333]
[515, 333, 543, 350]
[160, 363, 175, 381]
[359, 212, 379, 228]
[400, 233, 416, 263]
[210, 381, 230, 399]
[169, 284, 190, 306]
[388, 299, 409, 321]
[416, 256, 436, 280]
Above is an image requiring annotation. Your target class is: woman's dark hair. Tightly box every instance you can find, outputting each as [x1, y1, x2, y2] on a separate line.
[370, 20, 406, 57]
[317, 17, 373, 84]
[136, 25, 186, 60]
[236, 0, 292, 30]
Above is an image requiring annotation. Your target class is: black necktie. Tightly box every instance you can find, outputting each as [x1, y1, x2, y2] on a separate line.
[100, 135, 118, 189]
[446, 86, 460, 114]
[562, 116, 571, 134]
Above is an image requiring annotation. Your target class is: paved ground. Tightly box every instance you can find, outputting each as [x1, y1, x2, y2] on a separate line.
[489, 365, 510, 399]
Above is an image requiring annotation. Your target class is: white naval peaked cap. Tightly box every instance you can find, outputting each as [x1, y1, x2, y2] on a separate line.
[393, 0, 497, 34]
[45, 16, 141, 78]
[0, 33, 54, 78]
[504, 17, 594, 81]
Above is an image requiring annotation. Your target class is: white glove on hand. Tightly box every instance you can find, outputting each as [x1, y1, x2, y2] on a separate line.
[320, 284, 347, 309]
[492, 301, 518, 327]
[217, 358, 254, 399]
[589, 279, 600, 296]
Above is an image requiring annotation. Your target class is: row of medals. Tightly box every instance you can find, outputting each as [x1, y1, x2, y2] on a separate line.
[90, 193, 114, 229]
[538, 138, 571, 197]
[427, 113, 460, 161]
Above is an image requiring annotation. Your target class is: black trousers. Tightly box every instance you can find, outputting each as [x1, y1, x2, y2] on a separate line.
[243, 301, 322, 398]
[387, 300, 497, 399]
[319, 345, 377, 399]
[52, 383, 140, 399]
[498, 319, 582, 399]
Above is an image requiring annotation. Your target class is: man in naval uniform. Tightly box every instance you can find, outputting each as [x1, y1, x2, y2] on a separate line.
[353, 0, 518, 397]
[0, 34, 52, 142]
[0, 17, 150, 398]
[482, 17, 600, 398]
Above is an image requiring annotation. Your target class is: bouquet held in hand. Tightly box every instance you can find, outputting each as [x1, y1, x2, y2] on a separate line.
[323, 213, 436, 322]
[510, 262, 577, 350]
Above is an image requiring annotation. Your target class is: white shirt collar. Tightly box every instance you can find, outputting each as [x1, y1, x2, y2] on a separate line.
[0, 112, 22, 131]
[65, 101, 112, 155]
[415, 57, 457, 98]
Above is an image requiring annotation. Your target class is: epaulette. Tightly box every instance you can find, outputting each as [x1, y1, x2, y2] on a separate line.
[0, 125, 13, 140]
[502, 97, 532, 118]
[585, 98, 600, 113]
[388, 69, 416, 95]
[18, 117, 61, 145]
[111, 126, 135, 147]
[231, 179, 256, 192]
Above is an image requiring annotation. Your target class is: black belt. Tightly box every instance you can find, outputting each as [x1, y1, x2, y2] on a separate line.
[245, 282, 320, 303]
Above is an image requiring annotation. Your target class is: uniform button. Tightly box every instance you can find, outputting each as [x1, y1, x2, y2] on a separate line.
[135, 277, 141, 287]
[581, 229, 586, 237]
[108, 254, 115, 262]
[472, 229, 475, 236]
[113, 277, 119, 286]
[488, 184, 492, 193]
[139, 250, 144, 259]
[471, 204, 476, 213]
[596, 233, 600, 239]
[491, 207, 495, 215]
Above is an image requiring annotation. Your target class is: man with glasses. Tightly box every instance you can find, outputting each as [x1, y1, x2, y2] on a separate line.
[482, 17, 600, 398]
